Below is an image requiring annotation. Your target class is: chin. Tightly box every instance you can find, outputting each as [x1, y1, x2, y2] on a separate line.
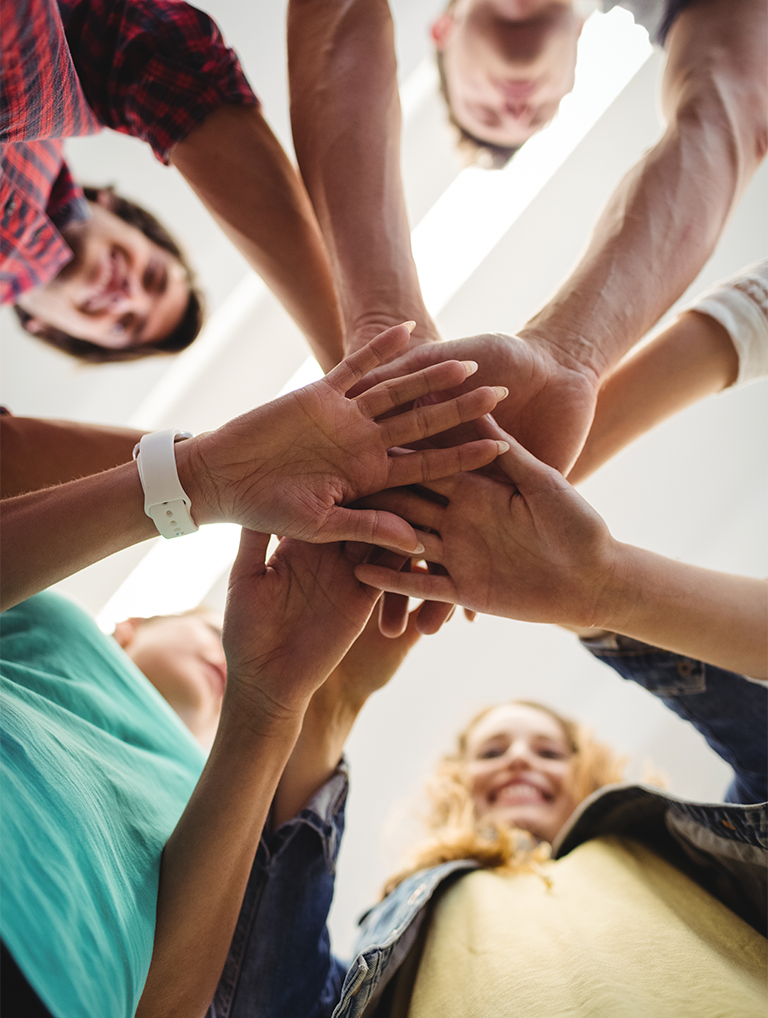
[492, 808, 548, 839]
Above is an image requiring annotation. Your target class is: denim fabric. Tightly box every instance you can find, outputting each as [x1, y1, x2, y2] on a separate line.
[580, 632, 768, 804]
[210, 769, 348, 1018]
[217, 643, 768, 1018]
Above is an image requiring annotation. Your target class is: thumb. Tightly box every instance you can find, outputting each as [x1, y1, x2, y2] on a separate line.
[320, 506, 426, 558]
[475, 416, 556, 490]
[227, 528, 272, 587]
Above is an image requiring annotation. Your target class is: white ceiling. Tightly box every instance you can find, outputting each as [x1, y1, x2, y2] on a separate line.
[1, 1, 765, 956]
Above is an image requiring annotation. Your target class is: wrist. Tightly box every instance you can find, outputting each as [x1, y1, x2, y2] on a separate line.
[516, 322, 609, 386]
[219, 681, 309, 744]
[173, 431, 229, 526]
[345, 309, 441, 353]
[588, 540, 643, 634]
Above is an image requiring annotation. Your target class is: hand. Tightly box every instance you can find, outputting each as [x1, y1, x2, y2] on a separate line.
[184, 324, 507, 555]
[354, 418, 618, 628]
[222, 531, 383, 727]
[327, 578, 423, 709]
[269, 546, 423, 828]
[348, 332, 600, 474]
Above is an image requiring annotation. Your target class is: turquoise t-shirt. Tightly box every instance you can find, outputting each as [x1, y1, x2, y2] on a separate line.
[0, 592, 205, 1018]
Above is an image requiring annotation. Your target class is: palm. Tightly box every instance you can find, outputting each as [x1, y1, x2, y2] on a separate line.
[351, 333, 600, 475]
[195, 325, 505, 552]
[354, 432, 614, 627]
[223, 533, 380, 720]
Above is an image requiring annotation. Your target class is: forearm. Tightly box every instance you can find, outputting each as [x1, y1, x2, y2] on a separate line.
[0, 438, 218, 611]
[0, 415, 143, 498]
[171, 104, 344, 372]
[0, 461, 156, 610]
[288, 0, 438, 352]
[137, 707, 303, 1018]
[520, 0, 767, 379]
[597, 544, 768, 678]
[272, 683, 361, 829]
[568, 310, 738, 484]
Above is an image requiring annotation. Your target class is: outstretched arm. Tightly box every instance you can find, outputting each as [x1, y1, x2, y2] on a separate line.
[567, 310, 738, 484]
[288, 0, 439, 352]
[0, 414, 143, 499]
[568, 259, 768, 483]
[171, 104, 344, 372]
[514, 0, 767, 460]
[1, 326, 507, 609]
[136, 533, 384, 1018]
[354, 420, 768, 678]
[272, 594, 422, 828]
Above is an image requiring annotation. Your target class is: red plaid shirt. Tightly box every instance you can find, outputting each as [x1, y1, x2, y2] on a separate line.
[0, 0, 258, 304]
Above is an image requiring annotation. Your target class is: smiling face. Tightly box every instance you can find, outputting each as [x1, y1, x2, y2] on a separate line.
[464, 702, 578, 842]
[115, 612, 226, 749]
[433, 0, 584, 147]
[16, 197, 190, 349]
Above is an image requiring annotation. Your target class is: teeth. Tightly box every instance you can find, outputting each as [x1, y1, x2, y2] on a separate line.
[495, 784, 544, 805]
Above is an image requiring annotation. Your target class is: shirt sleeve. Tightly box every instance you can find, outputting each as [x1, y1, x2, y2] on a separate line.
[578, 633, 768, 805]
[679, 261, 768, 389]
[213, 764, 349, 1018]
[58, 0, 259, 165]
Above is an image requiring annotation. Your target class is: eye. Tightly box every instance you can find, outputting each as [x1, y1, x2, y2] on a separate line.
[143, 259, 168, 294]
[476, 743, 506, 760]
[538, 747, 568, 760]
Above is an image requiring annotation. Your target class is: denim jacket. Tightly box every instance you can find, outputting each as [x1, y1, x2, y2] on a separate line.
[211, 638, 768, 1018]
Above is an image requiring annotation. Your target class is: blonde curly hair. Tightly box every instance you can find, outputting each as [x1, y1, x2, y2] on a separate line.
[383, 700, 627, 896]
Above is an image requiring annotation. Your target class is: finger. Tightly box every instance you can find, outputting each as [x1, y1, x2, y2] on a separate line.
[475, 416, 564, 491]
[226, 528, 271, 586]
[345, 344, 442, 398]
[354, 562, 457, 603]
[387, 439, 508, 487]
[379, 588, 411, 638]
[320, 506, 426, 557]
[380, 386, 506, 448]
[355, 360, 478, 418]
[415, 599, 455, 636]
[464, 608, 477, 622]
[354, 488, 447, 533]
[327, 323, 413, 393]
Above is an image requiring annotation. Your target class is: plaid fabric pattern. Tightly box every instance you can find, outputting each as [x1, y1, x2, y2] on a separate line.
[59, 0, 258, 165]
[1, 0, 258, 304]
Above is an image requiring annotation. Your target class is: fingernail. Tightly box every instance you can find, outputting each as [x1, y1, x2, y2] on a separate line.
[403, 321, 416, 333]
[496, 441, 510, 454]
[493, 386, 509, 399]
[462, 360, 479, 375]
[412, 543, 425, 555]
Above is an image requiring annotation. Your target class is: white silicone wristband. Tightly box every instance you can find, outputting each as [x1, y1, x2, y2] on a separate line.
[133, 429, 198, 539]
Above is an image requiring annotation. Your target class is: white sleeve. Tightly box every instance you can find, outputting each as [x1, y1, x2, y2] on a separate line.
[680, 260, 768, 389]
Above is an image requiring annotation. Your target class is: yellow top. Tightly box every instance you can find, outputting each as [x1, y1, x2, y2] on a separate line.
[392, 836, 766, 1018]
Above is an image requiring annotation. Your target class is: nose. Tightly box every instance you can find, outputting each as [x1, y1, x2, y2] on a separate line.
[502, 738, 535, 770]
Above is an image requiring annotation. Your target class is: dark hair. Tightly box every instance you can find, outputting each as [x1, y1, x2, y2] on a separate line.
[13, 186, 204, 363]
[435, 48, 520, 170]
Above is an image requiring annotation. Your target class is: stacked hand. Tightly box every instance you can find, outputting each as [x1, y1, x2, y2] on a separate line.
[354, 417, 618, 629]
[182, 324, 508, 555]
[347, 331, 601, 475]
[222, 532, 384, 726]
